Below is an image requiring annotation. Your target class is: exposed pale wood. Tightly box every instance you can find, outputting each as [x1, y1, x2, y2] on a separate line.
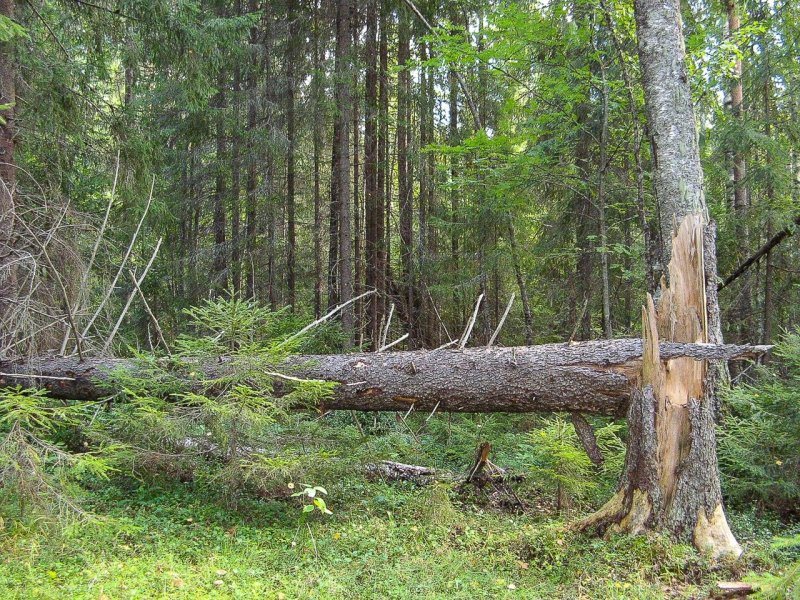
[713, 581, 756, 598]
[488, 293, 515, 347]
[281, 291, 375, 349]
[579, 216, 742, 560]
[459, 293, 484, 349]
[102, 237, 163, 354]
[79, 176, 155, 350]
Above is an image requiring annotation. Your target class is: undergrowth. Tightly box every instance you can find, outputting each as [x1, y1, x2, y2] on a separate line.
[0, 300, 798, 598]
[0, 477, 797, 599]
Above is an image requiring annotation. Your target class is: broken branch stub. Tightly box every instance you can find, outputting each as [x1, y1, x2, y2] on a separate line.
[0, 338, 768, 416]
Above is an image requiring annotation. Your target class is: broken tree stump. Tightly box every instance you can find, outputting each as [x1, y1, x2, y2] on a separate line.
[578, 215, 742, 559]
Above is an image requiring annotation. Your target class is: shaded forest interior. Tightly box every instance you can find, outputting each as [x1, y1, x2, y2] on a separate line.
[2, 0, 800, 595]
[1, 0, 799, 357]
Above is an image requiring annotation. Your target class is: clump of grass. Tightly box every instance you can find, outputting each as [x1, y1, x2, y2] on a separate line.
[415, 483, 459, 527]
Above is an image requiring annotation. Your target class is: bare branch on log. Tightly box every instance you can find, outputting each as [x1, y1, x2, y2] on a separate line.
[0, 339, 770, 415]
[379, 332, 408, 352]
[102, 237, 163, 354]
[280, 290, 376, 349]
[459, 293, 484, 349]
[488, 294, 515, 348]
[78, 176, 155, 350]
[128, 270, 170, 355]
[380, 303, 395, 350]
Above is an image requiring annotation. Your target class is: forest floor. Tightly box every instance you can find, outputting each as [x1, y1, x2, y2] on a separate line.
[0, 476, 796, 599]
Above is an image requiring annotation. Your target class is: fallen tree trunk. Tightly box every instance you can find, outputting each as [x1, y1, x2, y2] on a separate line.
[0, 339, 768, 416]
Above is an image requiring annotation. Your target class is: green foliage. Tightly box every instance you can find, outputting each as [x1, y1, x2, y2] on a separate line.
[291, 484, 333, 515]
[0, 478, 794, 599]
[719, 332, 800, 516]
[520, 417, 596, 512]
[91, 295, 338, 504]
[0, 387, 119, 521]
[749, 536, 800, 599]
[0, 14, 28, 43]
[1, 297, 343, 519]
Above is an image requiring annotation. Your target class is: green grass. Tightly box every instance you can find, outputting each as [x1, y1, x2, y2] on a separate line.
[1, 477, 796, 599]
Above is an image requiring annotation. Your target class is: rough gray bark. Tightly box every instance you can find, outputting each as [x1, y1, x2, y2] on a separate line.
[634, 0, 705, 273]
[570, 413, 604, 466]
[333, 0, 354, 340]
[580, 0, 744, 559]
[244, 0, 258, 301]
[0, 340, 767, 414]
[285, 0, 298, 310]
[397, 7, 414, 345]
[364, 0, 379, 348]
[0, 0, 17, 355]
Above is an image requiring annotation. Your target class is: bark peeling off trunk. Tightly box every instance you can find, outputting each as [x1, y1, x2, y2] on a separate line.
[578, 216, 741, 560]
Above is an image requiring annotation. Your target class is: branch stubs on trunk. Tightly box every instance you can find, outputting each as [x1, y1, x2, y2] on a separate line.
[578, 215, 741, 560]
[0, 338, 767, 415]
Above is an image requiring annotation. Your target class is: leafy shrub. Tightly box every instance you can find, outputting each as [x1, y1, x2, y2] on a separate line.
[749, 535, 800, 599]
[718, 332, 800, 516]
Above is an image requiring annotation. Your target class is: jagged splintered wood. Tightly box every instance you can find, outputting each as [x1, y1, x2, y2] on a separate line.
[578, 215, 744, 559]
[0, 338, 768, 416]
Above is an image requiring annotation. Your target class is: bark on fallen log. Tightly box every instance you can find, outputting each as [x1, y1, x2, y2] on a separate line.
[0, 339, 769, 416]
[365, 461, 437, 485]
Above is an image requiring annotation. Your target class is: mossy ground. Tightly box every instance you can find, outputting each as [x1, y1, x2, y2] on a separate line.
[0, 477, 795, 599]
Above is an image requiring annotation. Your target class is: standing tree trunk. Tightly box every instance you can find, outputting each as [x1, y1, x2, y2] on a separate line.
[333, 0, 354, 341]
[580, 0, 741, 559]
[285, 0, 298, 311]
[600, 0, 657, 296]
[231, 61, 242, 297]
[0, 0, 16, 353]
[726, 0, 752, 343]
[397, 7, 414, 346]
[352, 0, 362, 342]
[364, 0, 379, 348]
[244, 0, 258, 301]
[448, 45, 461, 329]
[212, 72, 228, 294]
[762, 80, 774, 345]
[376, 4, 388, 341]
[312, 2, 323, 318]
[596, 47, 613, 340]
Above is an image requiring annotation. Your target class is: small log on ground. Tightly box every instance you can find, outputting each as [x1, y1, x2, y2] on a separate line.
[365, 461, 436, 485]
[0, 339, 768, 416]
[366, 443, 524, 501]
[713, 582, 756, 598]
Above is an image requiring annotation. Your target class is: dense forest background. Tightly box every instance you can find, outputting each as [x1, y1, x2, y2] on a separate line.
[1, 0, 800, 597]
[2, 0, 799, 356]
